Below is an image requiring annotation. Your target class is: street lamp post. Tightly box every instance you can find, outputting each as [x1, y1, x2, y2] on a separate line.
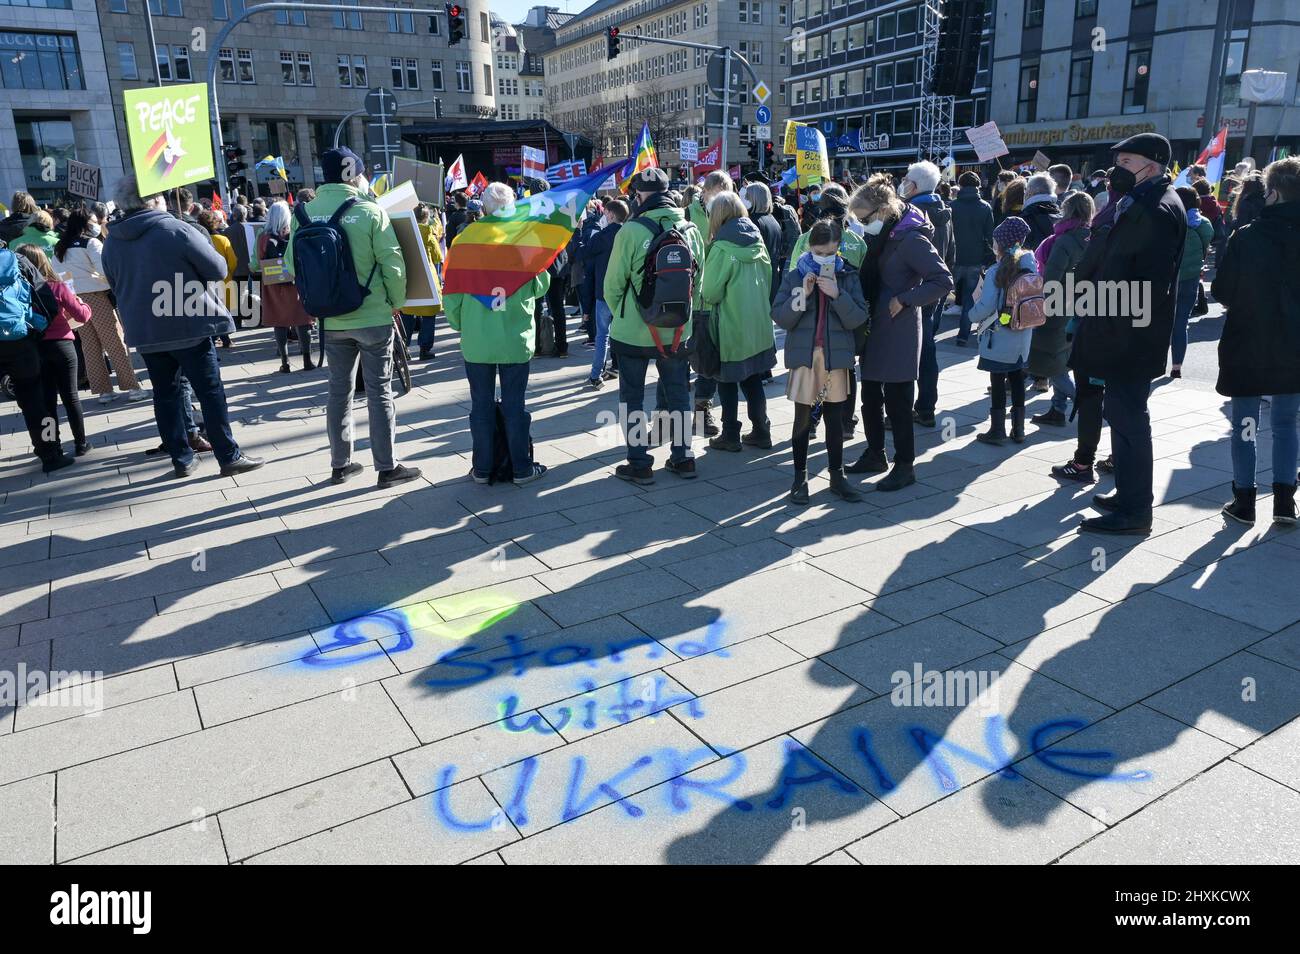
[205, 3, 445, 202]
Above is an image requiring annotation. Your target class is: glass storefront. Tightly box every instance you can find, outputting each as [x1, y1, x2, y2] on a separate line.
[0, 31, 83, 90]
[14, 115, 76, 198]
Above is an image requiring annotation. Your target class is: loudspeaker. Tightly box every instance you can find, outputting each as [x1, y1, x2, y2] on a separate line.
[930, 0, 983, 97]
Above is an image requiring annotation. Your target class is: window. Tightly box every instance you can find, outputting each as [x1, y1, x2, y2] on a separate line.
[406, 57, 418, 89]
[333, 0, 363, 30]
[1067, 55, 1091, 118]
[148, 0, 183, 15]
[895, 57, 915, 87]
[0, 31, 84, 90]
[219, 48, 235, 83]
[894, 107, 915, 135]
[351, 53, 366, 87]
[456, 60, 472, 92]
[778, 80, 786, 105]
[110, 0, 127, 11]
[896, 6, 917, 37]
[483, 63, 491, 92]
[1132, 0, 1155, 5]
[389, 11, 414, 32]
[1123, 43, 1150, 113]
[237, 48, 255, 83]
[213, 0, 247, 18]
[500, 103, 519, 120]
[875, 62, 894, 90]
[779, 3, 787, 25]
[874, 111, 891, 136]
[479, 11, 489, 43]
[499, 77, 518, 96]
[282, 51, 297, 84]
[1221, 28, 1249, 104]
[1024, 0, 1044, 28]
[752, 2, 761, 23]
[428, 13, 440, 34]
[155, 45, 170, 81]
[1017, 61, 1039, 122]
[273, 0, 304, 25]
[1075, 0, 1097, 15]
[117, 41, 138, 80]
[391, 56, 405, 88]
[431, 59, 443, 90]
[877, 12, 895, 41]
[297, 52, 313, 85]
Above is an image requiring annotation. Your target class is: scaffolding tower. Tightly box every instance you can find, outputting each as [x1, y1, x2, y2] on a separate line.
[917, 0, 955, 163]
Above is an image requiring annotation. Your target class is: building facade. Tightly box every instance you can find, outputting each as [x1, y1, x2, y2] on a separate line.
[989, 0, 1300, 174]
[786, 0, 993, 177]
[1, 0, 125, 205]
[95, 0, 498, 194]
[544, 0, 794, 177]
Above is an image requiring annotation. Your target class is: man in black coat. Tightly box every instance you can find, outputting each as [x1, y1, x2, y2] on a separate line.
[1070, 133, 1187, 533]
[949, 171, 994, 344]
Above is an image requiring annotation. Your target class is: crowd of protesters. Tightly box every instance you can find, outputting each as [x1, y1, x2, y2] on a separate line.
[2, 134, 1297, 530]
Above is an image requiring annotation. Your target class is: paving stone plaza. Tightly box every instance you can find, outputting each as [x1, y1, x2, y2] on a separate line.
[2, 312, 1298, 866]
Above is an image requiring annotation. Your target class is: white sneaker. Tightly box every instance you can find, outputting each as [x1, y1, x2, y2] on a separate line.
[124, 388, 149, 402]
[97, 393, 114, 405]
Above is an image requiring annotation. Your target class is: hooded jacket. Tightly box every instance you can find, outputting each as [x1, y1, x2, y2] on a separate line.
[970, 250, 1036, 372]
[699, 215, 777, 382]
[0, 212, 34, 243]
[1069, 175, 1186, 381]
[445, 270, 549, 365]
[101, 208, 234, 349]
[950, 185, 995, 267]
[1179, 211, 1214, 283]
[858, 206, 954, 382]
[1020, 193, 1062, 251]
[788, 225, 867, 267]
[10, 225, 58, 255]
[283, 182, 407, 330]
[54, 236, 111, 295]
[605, 199, 705, 356]
[578, 218, 622, 301]
[773, 256, 870, 373]
[908, 191, 954, 268]
[1212, 201, 1300, 397]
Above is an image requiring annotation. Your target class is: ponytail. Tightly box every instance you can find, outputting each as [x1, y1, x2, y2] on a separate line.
[994, 244, 1023, 292]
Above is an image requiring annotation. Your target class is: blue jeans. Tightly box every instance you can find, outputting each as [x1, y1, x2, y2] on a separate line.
[719, 374, 768, 439]
[915, 299, 943, 415]
[1051, 370, 1076, 414]
[589, 299, 613, 382]
[465, 360, 533, 479]
[140, 339, 240, 468]
[417, 315, 437, 353]
[1230, 394, 1300, 490]
[617, 351, 691, 467]
[1171, 277, 1199, 367]
[953, 265, 983, 340]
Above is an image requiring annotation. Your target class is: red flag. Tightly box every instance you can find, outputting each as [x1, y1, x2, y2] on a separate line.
[1195, 126, 1228, 166]
[211, 193, 223, 212]
[468, 171, 488, 197]
[692, 138, 723, 174]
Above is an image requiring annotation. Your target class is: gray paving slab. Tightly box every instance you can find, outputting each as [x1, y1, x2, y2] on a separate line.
[768, 604, 897, 658]
[1156, 540, 1300, 633]
[664, 635, 805, 696]
[0, 774, 55, 864]
[945, 579, 1111, 645]
[820, 616, 1003, 695]
[1144, 652, 1300, 748]
[68, 821, 228, 864]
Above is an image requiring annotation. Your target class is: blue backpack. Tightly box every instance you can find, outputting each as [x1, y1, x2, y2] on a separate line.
[0, 249, 48, 341]
[291, 197, 377, 319]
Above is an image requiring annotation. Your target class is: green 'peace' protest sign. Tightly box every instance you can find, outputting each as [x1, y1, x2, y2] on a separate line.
[122, 83, 216, 197]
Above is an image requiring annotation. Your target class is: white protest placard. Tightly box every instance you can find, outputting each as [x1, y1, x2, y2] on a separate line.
[679, 138, 698, 162]
[375, 180, 419, 216]
[965, 121, 1009, 162]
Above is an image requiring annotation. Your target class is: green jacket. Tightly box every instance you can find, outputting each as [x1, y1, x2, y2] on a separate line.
[445, 270, 549, 364]
[699, 216, 777, 381]
[10, 226, 58, 254]
[1179, 216, 1214, 283]
[788, 227, 867, 267]
[687, 198, 711, 247]
[284, 182, 406, 330]
[605, 203, 705, 353]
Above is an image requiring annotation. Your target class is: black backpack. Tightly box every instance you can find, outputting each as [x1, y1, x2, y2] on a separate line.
[291, 198, 376, 319]
[632, 215, 696, 356]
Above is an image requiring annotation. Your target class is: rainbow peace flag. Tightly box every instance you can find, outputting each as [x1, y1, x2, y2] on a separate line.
[442, 160, 628, 307]
[616, 122, 657, 193]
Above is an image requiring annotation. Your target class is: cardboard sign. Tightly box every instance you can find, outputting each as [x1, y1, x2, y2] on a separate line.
[122, 83, 216, 196]
[392, 156, 445, 207]
[965, 122, 1009, 162]
[375, 180, 419, 216]
[258, 256, 294, 285]
[388, 210, 441, 308]
[1032, 150, 1052, 171]
[67, 160, 101, 200]
[243, 222, 267, 271]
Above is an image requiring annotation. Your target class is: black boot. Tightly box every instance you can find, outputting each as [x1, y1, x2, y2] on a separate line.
[789, 470, 810, 505]
[694, 400, 719, 437]
[846, 447, 888, 474]
[976, 407, 1006, 445]
[1222, 484, 1257, 525]
[828, 468, 862, 502]
[1010, 407, 1026, 444]
[1272, 482, 1297, 526]
[877, 462, 916, 492]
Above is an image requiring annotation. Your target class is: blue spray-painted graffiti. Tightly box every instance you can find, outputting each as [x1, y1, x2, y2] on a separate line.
[499, 675, 706, 736]
[432, 715, 1153, 832]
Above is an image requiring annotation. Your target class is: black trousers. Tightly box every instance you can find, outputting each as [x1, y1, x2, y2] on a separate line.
[990, 369, 1026, 414]
[38, 338, 86, 448]
[535, 279, 569, 354]
[0, 334, 57, 460]
[1104, 377, 1155, 516]
[1073, 374, 1105, 466]
[862, 379, 916, 465]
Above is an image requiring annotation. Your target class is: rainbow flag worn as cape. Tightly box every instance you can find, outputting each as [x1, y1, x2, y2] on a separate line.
[616, 122, 657, 193]
[442, 160, 628, 308]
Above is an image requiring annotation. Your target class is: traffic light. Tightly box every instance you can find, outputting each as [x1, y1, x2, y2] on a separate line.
[747, 140, 758, 161]
[606, 26, 621, 60]
[446, 3, 466, 46]
[223, 144, 245, 178]
[763, 142, 774, 164]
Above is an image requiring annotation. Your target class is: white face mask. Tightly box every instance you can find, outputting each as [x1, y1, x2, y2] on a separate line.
[864, 219, 885, 235]
[811, 252, 837, 265]
[86, 222, 101, 237]
[598, 215, 609, 228]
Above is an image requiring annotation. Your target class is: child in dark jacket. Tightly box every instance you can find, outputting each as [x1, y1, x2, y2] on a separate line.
[580, 198, 629, 388]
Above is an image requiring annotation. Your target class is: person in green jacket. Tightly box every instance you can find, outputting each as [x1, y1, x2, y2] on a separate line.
[9, 209, 58, 254]
[444, 181, 550, 485]
[1170, 185, 1216, 378]
[605, 167, 705, 483]
[787, 183, 867, 266]
[284, 147, 419, 490]
[687, 169, 737, 434]
[699, 191, 777, 451]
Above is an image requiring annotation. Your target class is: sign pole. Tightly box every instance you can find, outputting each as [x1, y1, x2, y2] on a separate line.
[720, 47, 732, 171]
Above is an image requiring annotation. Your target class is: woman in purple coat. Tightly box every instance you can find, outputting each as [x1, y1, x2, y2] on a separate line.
[845, 174, 953, 490]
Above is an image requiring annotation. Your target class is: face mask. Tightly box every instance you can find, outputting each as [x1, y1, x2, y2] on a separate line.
[811, 252, 837, 265]
[807, 192, 821, 204]
[86, 222, 101, 237]
[598, 215, 609, 228]
[1109, 166, 1137, 196]
[864, 219, 885, 235]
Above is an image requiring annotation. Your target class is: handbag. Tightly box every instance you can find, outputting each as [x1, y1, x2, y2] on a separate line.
[688, 309, 720, 379]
